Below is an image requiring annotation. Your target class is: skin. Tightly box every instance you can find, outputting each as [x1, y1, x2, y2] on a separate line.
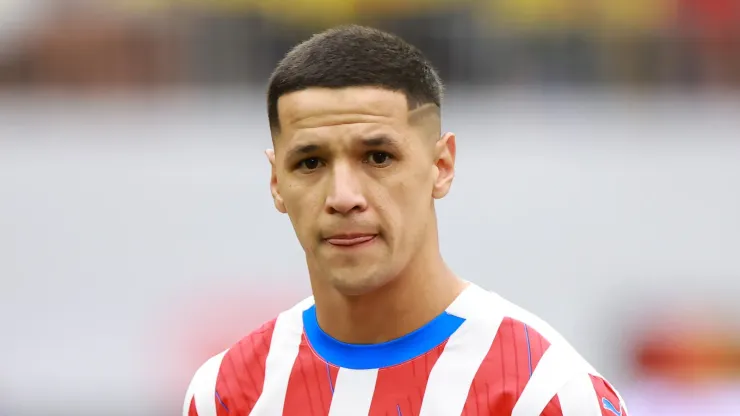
[267, 86, 467, 344]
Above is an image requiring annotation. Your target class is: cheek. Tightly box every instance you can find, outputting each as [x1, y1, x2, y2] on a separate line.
[400, 163, 434, 206]
[384, 177, 429, 224]
[283, 186, 322, 232]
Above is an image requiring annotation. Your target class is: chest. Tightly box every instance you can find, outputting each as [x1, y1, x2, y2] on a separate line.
[242, 343, 530, 416]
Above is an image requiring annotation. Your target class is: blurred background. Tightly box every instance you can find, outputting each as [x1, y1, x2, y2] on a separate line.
[1, 0, 739, 414]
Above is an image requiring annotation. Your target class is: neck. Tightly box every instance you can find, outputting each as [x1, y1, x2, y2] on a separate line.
[310, 236, 466, 344]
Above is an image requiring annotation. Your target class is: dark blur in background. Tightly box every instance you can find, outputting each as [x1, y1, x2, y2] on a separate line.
[1, 0, 739, 415]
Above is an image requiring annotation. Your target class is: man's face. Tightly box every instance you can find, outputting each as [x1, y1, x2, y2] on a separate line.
[267, 87, 455, 295]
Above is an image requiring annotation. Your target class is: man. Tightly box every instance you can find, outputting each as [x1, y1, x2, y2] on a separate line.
[184, 25, 628, 416]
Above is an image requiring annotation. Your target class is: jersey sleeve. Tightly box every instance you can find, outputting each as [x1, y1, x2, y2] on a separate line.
[541, 373, 628, 416]
[184, 396, 198, 416]
[182, 350, 228, 416]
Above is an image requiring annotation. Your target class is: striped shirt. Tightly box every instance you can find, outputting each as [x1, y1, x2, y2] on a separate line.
[184, 284, 628, 416]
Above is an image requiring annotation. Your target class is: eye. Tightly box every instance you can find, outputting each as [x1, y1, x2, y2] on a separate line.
[365, 151, 393, 167]
[297, 157, 324, 171]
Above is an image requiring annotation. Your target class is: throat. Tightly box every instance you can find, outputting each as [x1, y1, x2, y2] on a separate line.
[312, 265, 466, 345]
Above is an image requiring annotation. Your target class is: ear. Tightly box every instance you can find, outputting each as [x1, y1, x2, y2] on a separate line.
[265, 149, 287, 213]
[432, 132, 456, 199]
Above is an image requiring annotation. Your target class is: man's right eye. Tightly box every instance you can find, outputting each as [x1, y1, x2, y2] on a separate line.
[298, 157, 323, 171]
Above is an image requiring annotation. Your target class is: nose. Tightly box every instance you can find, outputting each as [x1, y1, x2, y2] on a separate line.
[325, 162, 367, 215]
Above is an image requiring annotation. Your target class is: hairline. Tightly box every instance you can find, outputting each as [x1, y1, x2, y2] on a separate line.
[269, 87, 441, 137]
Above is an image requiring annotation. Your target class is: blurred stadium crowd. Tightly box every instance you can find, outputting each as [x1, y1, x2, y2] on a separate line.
[1, 0, 739, 89]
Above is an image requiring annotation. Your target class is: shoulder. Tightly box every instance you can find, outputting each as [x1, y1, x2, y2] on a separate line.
[451, 284, 593, 371]
[182, 319, 276, 416]
[454, 284, 629, 415]
[182, 296, 314, 416]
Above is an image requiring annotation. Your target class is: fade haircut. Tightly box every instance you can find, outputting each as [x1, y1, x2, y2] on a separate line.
[267, 25, 444, 132]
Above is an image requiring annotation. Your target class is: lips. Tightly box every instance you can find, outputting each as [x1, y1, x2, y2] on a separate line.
[324, 234, 377, 247]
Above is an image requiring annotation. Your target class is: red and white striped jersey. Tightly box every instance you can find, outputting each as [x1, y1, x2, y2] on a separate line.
[184, 284, 628, 416]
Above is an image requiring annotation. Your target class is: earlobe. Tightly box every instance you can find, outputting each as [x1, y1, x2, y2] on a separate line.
[432, 133, 456, 199]
[274, 194, 287, 214]
[266, 149, 287, 213]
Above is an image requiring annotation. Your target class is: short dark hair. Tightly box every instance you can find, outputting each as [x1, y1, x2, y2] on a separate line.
[267, 25, 443, 131]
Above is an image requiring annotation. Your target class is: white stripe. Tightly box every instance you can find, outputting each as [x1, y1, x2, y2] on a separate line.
[249, 297, 315, 416]
[419, 287, 504, 416]
[449, 285, 625, 415]
[183, 350, 228, 416]
[328, 368, 378, 416]
[444, 282, 488, 319]
[558, 373, 602, 416]
[511, 343, 585, 416]
[486, 291, 599, 375]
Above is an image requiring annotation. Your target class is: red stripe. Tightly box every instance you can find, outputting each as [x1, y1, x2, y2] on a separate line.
[368, 340, 448, 415]
[462, 318, 552, 415]
[590, 375, 626, 416]
[541, 395, 563, 415]
[283, 334, 338, 416]
[187, 396, 198, 416]
[215, 391, 230, 416]
[527, 324, 548, 373]
[216, 319, 277, 414]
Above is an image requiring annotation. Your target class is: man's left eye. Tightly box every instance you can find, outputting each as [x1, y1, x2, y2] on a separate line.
[366, 152, 393, 167]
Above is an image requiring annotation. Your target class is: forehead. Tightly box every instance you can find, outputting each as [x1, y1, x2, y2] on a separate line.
[275, 87, 410, 142]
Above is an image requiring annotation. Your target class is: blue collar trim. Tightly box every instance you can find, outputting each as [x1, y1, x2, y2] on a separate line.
[302, 305, 465, 369]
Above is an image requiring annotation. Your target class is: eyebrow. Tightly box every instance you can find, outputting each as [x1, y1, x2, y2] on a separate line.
[285, 136, 401, 159]
[285, 143, 321, 162]
[361, 135, 400, 148]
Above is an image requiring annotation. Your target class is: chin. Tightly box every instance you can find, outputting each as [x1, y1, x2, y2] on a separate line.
[330, 269, 394, 297]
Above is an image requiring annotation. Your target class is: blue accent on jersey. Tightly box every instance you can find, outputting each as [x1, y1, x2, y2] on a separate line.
[602, 397, 622, 416]
[523, 324, 533, 376]
[325, 362, 335, 394]
[396, 404, 403, 415]
[215, 391, 229, 412]
[302, 305, 465, 369]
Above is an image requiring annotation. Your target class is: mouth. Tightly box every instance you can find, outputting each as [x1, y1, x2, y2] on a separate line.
[324, 234, 377, 248]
